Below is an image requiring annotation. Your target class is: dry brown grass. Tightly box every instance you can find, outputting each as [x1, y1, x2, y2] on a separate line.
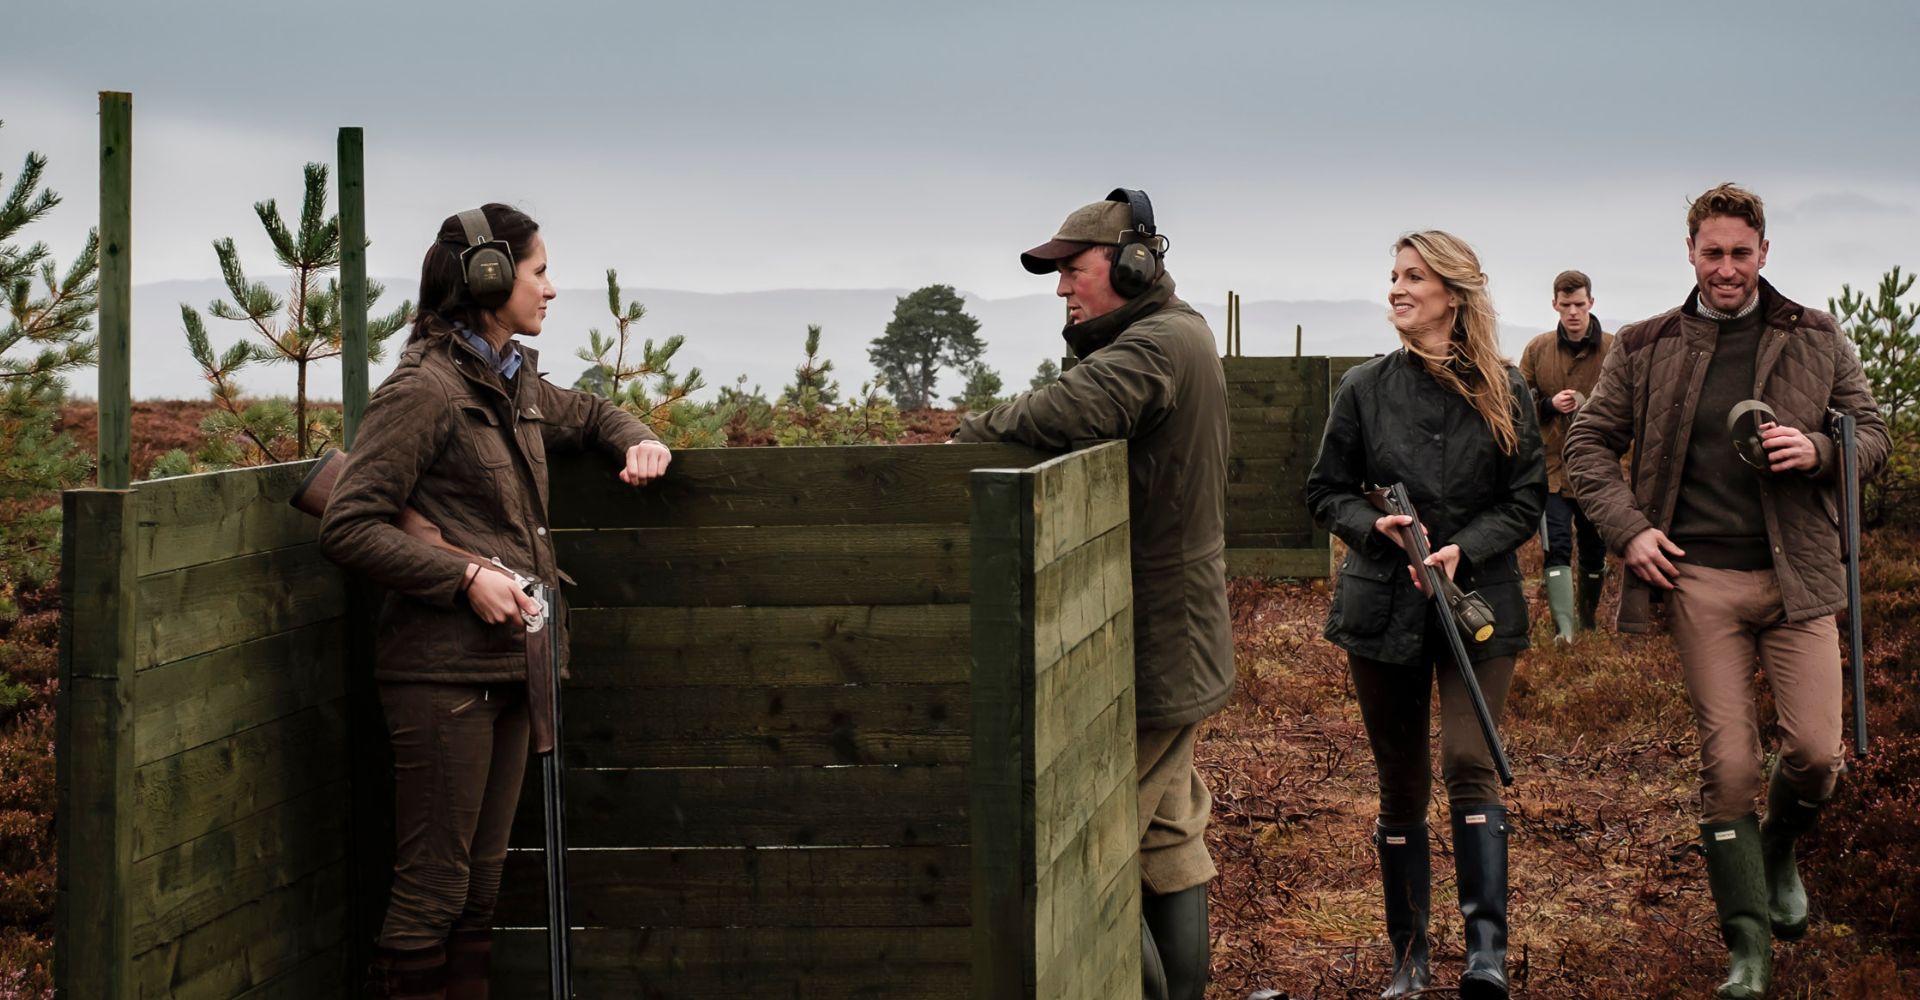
[1205, 531, 1920, 999]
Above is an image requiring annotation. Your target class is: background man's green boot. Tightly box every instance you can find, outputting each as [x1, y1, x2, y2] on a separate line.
[1701, 816, 1772, 999]
[1577, 565, 1604, 631]
[1544, 567, 1577, 643]
[1760, 760, 1824, 941]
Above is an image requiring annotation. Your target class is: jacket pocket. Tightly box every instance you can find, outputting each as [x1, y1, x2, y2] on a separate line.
[459, 403, 513, 470]
[1333, 555, 1400, 637]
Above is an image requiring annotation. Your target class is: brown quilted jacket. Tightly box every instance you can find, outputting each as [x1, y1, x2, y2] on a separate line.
[319, 334, 657, 681]
[1564, 279, 1888, 632]
[1519, 326, 1613, 495]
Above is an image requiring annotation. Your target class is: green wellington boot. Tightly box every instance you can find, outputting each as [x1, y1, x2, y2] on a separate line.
[1544, 567, 1577, 644]
[1760, 760, 1824, 941]
[1701, 816, 1772, 999]
[1577, 564, 1604, 631]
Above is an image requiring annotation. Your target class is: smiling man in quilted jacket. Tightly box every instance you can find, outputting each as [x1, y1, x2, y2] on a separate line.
[1564, 183, 1888, 1000]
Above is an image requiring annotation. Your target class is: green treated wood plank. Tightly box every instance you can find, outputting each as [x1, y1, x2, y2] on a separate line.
[133, 462, 319, 575]
[1035, 753, 1137, 981]
[132, 623, 346, 766]
[1028, 441, 1129, 570]
[1032, 611, 1132, 779]
[131, 861, 348, 1000]
[1225, 379, 1318, 410]
[1034, 687, 1136, 872]
[230, 943, 347, 1000]
[1227, 455, 1311, 486]
[967, 468, 1034, 1000]
[546, 443, 1051, 530]
[567, 604, 970, 687]
[1231, 428, 1321, 457]
[507, 764, 968, 848]
[57, 488, 136, 998]
[1227, 403, 1311, 425]
[1038, 846, 1140, 1000]
[495, 846, 970, 929]
[557, 524, 970, 608]
[132, 781, 350, 954]
[564, 684, 969, 768]
[231, 943, 348, 1000]
[1032, 526, 1129, 669]
[97, 92, 132, 489]
[1225, 503, 1316, 535]
[1226, 546, 1333, 579]
[1221, 356, 1317, 379]
[132, 700, 350, 860]
[493, 926, 968, 999]
[135, 544, 346, 668]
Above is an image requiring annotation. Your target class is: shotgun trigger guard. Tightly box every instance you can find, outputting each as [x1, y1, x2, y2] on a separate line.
[489, 557, 548, 632]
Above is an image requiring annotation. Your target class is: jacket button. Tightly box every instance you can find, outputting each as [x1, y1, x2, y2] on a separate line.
[537, 527, 548, 536]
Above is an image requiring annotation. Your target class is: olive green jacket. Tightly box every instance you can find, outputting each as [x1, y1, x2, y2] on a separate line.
[954, 275, 1235, 729]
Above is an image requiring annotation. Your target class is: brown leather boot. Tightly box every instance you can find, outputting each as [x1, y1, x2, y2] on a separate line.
[445, 928, 493, 1000]
[364, 944, 446, 999]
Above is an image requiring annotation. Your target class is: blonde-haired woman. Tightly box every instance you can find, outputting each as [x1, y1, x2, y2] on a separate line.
[1304, 231, 1545, 999]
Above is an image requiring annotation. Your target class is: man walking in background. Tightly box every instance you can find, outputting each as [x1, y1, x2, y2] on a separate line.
[954, 188, 1233, 1000]
[1520, 270, 1614, 642]
[1565, 183, 1887, 999]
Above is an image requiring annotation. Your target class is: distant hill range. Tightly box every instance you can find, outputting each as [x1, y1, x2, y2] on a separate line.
[79, 279, 1538, 402]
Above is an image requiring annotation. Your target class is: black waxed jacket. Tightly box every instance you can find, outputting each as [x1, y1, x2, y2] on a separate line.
[1305, 350, 1547, 666]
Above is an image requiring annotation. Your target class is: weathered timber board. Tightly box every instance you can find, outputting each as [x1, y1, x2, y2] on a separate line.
[132, 623, 345, 766]
[506, 764, 968, 848]
[564, 683, 970, 768]
[132, 781, 349, 954]
[556, 524, 970, 607]
[565, 604, 969, 687]
[130, 860, 347, 1000]
[547, 443, 1049, 529]
[495, 845, 970, 928]
[132, 699, 350, 860]
[133, 462, 319, 576]
[135, 544, 346, 668]
[493, 926, 968, 999]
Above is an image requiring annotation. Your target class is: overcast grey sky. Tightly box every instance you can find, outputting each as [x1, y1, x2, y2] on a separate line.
[6, 0, 1918, 351]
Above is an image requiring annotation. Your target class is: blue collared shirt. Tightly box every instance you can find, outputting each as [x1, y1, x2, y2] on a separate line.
[456, 327, 523, 381]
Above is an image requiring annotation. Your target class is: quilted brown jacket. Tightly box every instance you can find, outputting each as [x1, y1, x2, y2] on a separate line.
[319, 333, 657, 682]
[1519, 325, 1613, 496]
[1563, 280, 1888, 632]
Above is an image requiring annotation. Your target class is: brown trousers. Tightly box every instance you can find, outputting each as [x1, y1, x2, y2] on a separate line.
[377, 681, 530, 949]
[1667, 563, 1844, 822]
[1137, 724, 1218, 895]
[1350, 652, 1516, 828]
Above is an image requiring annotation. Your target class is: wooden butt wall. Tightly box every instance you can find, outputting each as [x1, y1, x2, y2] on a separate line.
[61, 442, 1141, 998]
[59, 463, 356, 998]
[1221, 355, 1372, 578]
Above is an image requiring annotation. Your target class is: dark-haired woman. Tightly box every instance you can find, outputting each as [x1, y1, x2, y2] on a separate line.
[320, 203, 670, 998]
[1303, 231, 1545, 1000]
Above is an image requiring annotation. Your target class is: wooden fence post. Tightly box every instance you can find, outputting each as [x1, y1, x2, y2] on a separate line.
[97, 92, 132, 489]
[337, 127, 369, 447]
[970, 467, 1036, 998]
[56, 489, 136, 997]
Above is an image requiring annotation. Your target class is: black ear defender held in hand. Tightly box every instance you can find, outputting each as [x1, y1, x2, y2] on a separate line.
[1104, 187, 1168, 299]
[1728, 398, 1779, 473]
[457, 208, 516, 308]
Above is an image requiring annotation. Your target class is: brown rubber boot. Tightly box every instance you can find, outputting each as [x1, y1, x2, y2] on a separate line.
[364, 944, 446, 999]
[445, 928, 493, 1000]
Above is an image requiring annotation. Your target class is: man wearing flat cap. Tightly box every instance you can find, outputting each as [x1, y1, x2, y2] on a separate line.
[954, 188, 1232, 1000]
